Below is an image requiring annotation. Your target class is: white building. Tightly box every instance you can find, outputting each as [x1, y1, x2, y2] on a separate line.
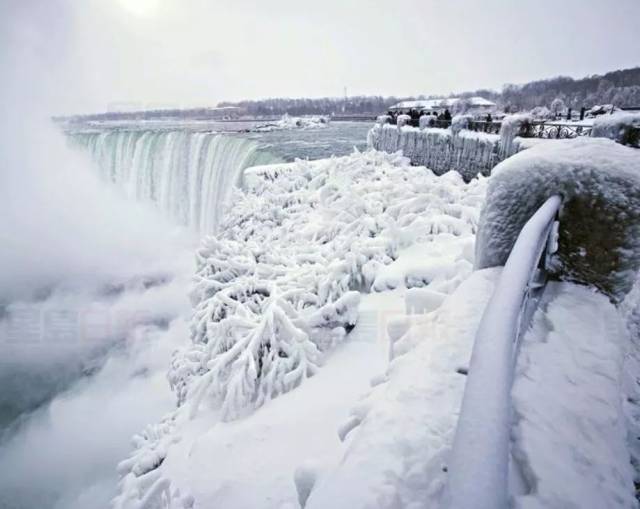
[389, 96, 496, 116]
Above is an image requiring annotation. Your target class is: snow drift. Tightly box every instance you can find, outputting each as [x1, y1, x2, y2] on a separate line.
[475, 137, 640, 300]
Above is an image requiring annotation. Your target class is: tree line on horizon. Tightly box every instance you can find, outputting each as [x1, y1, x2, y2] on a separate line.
[218, 67, 640, 116]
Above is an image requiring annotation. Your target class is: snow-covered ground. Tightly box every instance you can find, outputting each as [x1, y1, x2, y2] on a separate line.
[512, 282, 637, 509]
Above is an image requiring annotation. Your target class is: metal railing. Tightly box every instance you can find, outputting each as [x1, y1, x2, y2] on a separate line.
[384, 117, 594, 138]
[446, 195, 562, 509]
[519, 122, 593, 139]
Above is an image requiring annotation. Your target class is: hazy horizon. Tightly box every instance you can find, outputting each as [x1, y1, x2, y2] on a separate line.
[2, 0, 639, 116]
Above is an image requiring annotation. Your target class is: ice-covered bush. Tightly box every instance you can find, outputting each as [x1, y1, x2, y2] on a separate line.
[592, 112, 640, 148]
[476, 137, 640, 300]
[252, 114, 329, 132]
[530, 106, 552, 120]
[169, 150, 488, 421]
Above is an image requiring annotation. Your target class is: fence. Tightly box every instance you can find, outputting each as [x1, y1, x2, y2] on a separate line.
[389, 117, 596, 139]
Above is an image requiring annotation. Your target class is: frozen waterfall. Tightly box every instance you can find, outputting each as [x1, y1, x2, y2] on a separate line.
[70, 130, 280, 234]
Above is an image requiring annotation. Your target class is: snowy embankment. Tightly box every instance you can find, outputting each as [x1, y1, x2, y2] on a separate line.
[306, 267, 501, 508]
[113, 150, 487, 508]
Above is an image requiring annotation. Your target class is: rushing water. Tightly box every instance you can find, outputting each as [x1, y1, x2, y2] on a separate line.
[69, 131, 276, 234]
[67, 121, 370, 234]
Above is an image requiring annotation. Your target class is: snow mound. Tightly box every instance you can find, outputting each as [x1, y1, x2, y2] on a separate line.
[592, 112, 640, 148]
[252, 114, 329, 132]
[305, 268, 501, 509]
[114, 150, 487, 508]
[476, 137, 640, 300]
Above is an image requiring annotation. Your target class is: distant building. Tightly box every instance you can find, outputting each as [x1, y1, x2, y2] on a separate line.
[389, 96, 496, 116]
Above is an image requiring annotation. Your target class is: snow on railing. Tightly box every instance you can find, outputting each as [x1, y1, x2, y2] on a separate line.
[446, 195, 562, 509]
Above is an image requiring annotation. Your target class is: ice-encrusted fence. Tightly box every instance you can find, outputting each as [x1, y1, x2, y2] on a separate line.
[369, 111, 640, 180]
[367, 123, 523, 180]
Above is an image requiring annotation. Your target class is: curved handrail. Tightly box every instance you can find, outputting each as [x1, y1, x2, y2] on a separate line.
[446, 195, 562, 509]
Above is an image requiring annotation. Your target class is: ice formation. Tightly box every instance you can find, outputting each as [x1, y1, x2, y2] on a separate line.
[252, 114, 329, 132]
[475, 137, 640, 300]
[367, 123, 501, 180]
[113, 149, 488, 509]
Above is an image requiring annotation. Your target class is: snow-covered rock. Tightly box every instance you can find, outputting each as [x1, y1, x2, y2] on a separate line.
[476, 137, 640, 300]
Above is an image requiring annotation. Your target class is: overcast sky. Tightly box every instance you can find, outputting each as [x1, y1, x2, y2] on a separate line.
[2, 0, 639, 114]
